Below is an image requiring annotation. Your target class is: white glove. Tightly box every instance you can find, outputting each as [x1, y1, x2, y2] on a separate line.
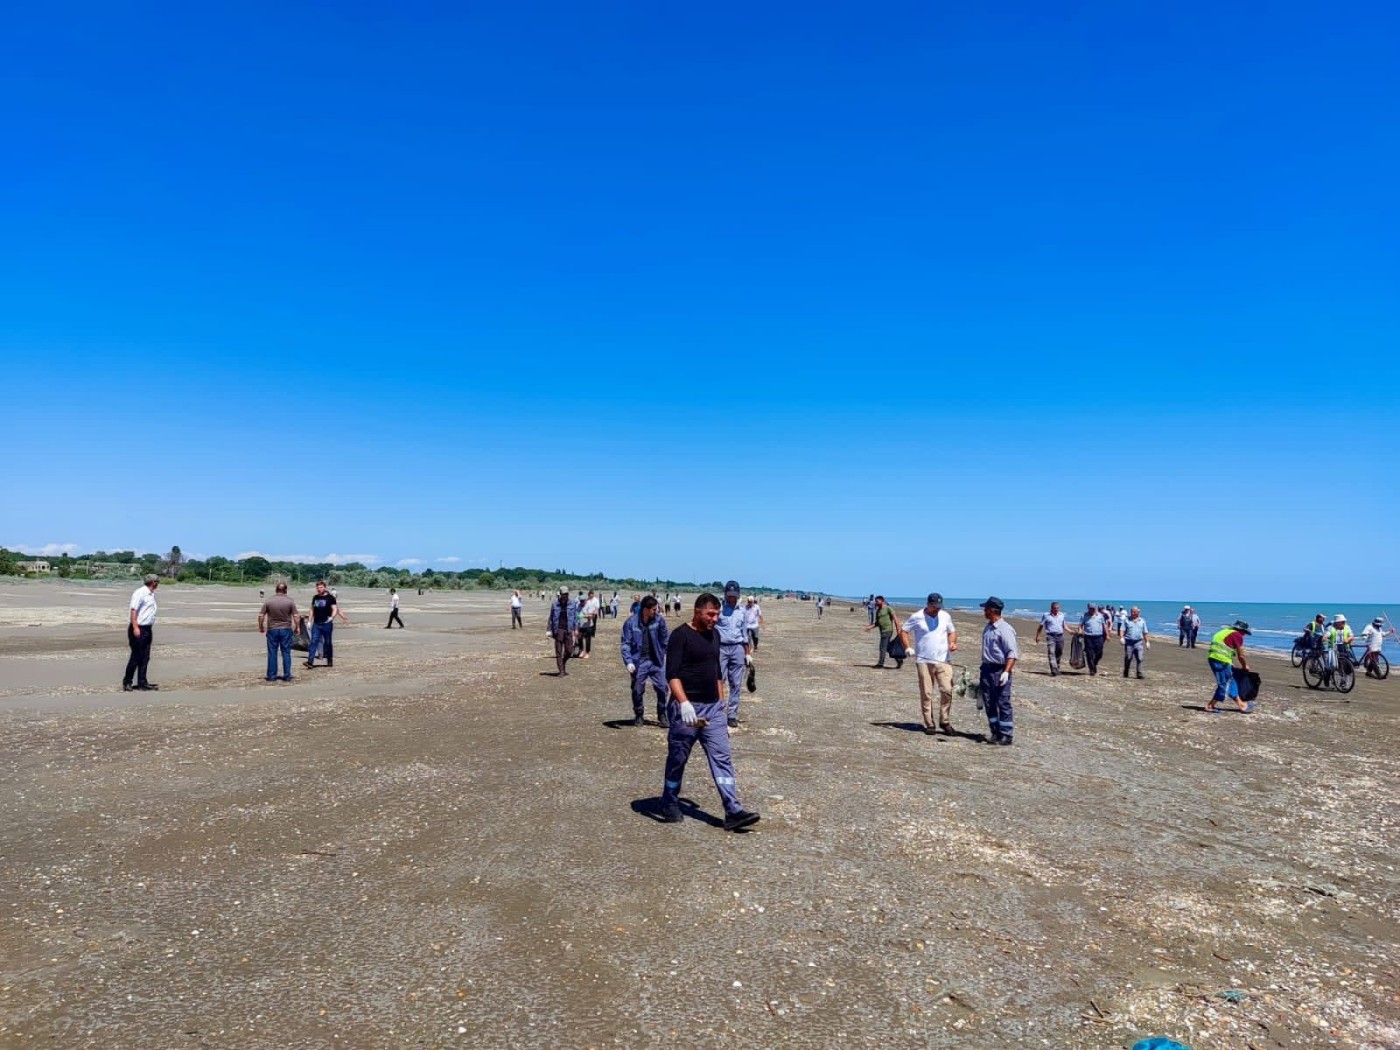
[744, 654, 753, 667]
[998, 671, 1010, 686]
[626, 663, 636, 675]
[679, 701, 698, 726]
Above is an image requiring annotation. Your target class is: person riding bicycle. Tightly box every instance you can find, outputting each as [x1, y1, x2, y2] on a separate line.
[1359, 617, 1396, 678]
[1302, 613, 1328, 653]
[1323, 615, 1354, 671]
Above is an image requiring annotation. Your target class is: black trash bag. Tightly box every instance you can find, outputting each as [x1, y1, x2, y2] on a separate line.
[1069, 633, 1086, 669]
[1234, 667, 1261, 704]
[292, 618, 311, 653]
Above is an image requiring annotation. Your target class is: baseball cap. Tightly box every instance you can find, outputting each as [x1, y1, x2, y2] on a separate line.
[724, 580, 741, 596]
[558, 586, 569, 595]
[927, 592, 943, 605]
[979, 596, 1005, 611]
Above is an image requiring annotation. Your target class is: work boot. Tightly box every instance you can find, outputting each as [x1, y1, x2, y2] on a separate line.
[727, 718, 740, 729]
[632, 715, 645, 727]
[658, 803, 683, 823]
[724, 809, 760, 832]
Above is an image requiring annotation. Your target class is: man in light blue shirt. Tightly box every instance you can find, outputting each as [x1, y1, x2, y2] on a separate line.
[1120, 606, 1150, 679]
[716, 581, 752, 729]
[1077, 603, 1107, 677]
[978, 597, 1019, 746]
[1034, 601, 1067, 676]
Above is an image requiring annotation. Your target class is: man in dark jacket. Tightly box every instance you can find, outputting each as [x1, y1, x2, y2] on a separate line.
[547, 587, 579, 676]
[621, 596, 670, 725]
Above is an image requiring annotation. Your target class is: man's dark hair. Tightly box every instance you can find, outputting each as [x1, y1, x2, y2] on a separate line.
[640, 596, 658, 611]
[694, 592, 721, 611]
[275, 582, 288, 593]
[875, 595, 885, 602]
[316, 579, 327, 586]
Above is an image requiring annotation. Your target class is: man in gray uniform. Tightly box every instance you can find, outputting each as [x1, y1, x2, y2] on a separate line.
[1121, 606, 1150, 678]
[1076, 602, 1107, 676]
[1034, 601, 1066, 676]
[621, 596, 670, 725]
[979, 597, 1019, 746]
[715, 581, 752, 729]
[658, 593, 760, 831]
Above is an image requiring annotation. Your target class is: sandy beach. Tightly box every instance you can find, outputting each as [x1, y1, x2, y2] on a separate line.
[1, 580, 1396, 1048]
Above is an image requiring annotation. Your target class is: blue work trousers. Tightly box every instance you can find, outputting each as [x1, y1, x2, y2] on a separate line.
[266, 628, 293, 679]
[979, 662, 1014, 741]
[309, 622, 334, 665]
[662, 700, 742, 815]
[720, 643, 746, 720]
[1209, 658, 1238, 702]
[630, 659, 669, 720]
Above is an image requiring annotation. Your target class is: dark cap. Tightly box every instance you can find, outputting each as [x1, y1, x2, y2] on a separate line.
[979, 596, 1005, 611]
[926, 592, 943, 605]
[724, 580, 741, 596]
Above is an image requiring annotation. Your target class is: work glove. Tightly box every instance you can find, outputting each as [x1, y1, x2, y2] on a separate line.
[679, 701, 698, 726]
[998, 671, 1010, 686]
[626, 663, 636, 675]
[744, 654, 753, 667]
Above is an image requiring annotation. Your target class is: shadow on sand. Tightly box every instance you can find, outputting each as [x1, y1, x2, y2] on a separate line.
[630, 797, 726, 828]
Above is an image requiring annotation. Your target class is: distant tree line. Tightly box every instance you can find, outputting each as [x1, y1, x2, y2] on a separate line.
[0, 547, 790, 596]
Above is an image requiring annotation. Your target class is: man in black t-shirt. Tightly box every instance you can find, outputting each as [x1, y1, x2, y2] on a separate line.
[305, 580, 349, 668]
[657, 593, 759, 831]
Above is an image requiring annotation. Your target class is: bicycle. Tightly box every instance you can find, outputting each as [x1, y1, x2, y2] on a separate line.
[1290, 634, 1325, 668]
[1350, 642, 1390, 681]
[1302, 648, 1356, 693]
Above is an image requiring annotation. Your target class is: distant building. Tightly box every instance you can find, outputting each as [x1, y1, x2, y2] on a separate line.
[18, 560, 51, 574]
[86, 562, 141, 577]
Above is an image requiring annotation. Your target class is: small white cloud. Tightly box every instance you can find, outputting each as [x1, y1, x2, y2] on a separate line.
[396, 558, 426, 568]
[436, 556, 462, 564]
[9, 542, 83, 557]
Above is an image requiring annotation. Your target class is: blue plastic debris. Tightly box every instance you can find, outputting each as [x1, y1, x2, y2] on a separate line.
[1131, 1040, 1192, 1050]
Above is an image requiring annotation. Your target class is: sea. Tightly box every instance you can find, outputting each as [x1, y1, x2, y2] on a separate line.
[886, 598, 1397, 655]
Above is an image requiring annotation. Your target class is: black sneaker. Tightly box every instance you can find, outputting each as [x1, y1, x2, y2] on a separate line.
[122, 683, 134, 692]
[997, 736, 1014, 746]
[632, 715, 645, 727]
[724, 809, 760, 831]
[984, 732, 1002, 745]
[135, 683, 159, 691]
[727, 718, 740, 729]
[658, 803, 683, 823]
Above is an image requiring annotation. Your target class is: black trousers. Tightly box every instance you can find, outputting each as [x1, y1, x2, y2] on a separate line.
[124, 625, 153, 687]
[1084, 635, 1105, 675]
[387, 608, 404, 628]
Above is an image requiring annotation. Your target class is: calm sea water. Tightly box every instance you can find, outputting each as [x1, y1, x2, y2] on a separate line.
[885, 598, 1398, 655]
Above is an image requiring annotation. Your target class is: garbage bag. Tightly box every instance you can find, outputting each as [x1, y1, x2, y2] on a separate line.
[1069, 633, 1086, 669]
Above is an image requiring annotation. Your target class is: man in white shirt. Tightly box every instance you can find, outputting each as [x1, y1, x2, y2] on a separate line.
[903, 592, 958, 735]
[510, 590, 523, 629]
[123, 574, 161, 691]
[579, 590, 601, 658]
[1360, 617, 1395, 678]
[743, 596, 764, 650]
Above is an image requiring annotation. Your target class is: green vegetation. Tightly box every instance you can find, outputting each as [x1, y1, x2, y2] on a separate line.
[0, 546, 795, 596]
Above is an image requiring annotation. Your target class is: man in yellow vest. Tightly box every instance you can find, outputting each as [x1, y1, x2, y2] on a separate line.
[1205, 620, 1256, 714]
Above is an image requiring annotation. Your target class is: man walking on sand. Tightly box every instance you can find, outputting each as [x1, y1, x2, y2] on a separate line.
[305, 580, 349, 668]
[744, 595, 764, 650]
[385, 588, 405, 628]
[622, 595, 670, 725]
[1075, 602, 1107, 676]
[1121, 606, 1150, 678]
[510, 590, 523, 629]
[1034, 601, 1067, 676]
[904, 593, 958, 735]
[716, 581, 752, 728]
[258, 582, 300, 682]
[979, 597, 1019, 745]
[578, 590, 600, 659]
[656, 593, 760, 831]
[864, 595, 900, 668]
[548, 586, 579, 676]
[122, 573, 161, 691]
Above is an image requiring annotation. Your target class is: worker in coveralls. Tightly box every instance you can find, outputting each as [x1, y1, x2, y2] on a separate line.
[715, 580, 752, 728]
[657, 593, 760, 831]
[621, 595, 670, 726]
[979, 596, 1019, 746]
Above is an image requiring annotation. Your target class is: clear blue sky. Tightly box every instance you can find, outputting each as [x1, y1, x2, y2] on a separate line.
[3, 2, 1397, 601]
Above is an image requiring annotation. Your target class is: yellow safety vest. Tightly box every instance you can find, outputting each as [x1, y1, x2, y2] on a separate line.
[1208, 628, 1238, 665]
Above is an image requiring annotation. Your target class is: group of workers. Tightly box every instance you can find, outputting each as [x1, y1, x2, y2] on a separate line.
[1300, 613, 1395, 677]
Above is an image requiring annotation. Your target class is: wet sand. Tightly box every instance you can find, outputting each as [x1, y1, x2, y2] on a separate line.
[2, 581, 1397, 1048]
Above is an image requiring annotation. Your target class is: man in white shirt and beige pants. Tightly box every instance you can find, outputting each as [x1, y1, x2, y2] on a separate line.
[904, 592, 958, 736]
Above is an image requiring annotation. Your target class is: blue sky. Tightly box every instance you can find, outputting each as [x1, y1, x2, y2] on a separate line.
[3, 1, 1397, 601]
